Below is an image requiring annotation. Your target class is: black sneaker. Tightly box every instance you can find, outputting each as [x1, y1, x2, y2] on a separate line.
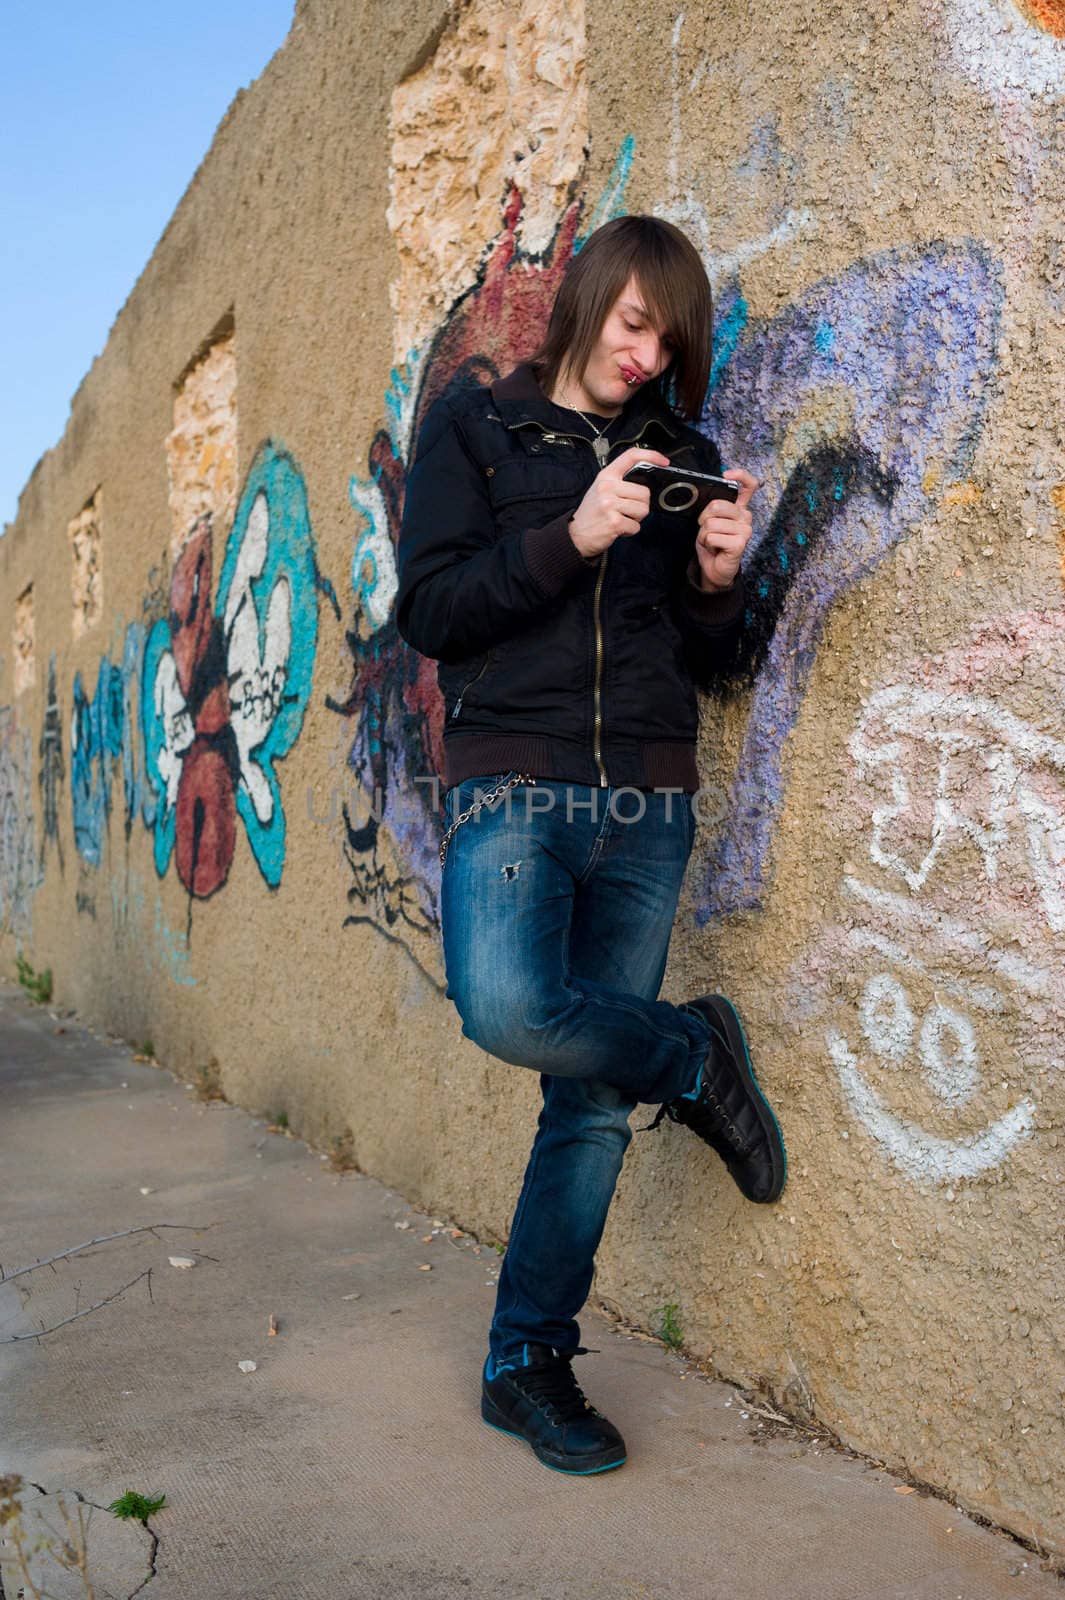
[649, 993, 787, 1203]
[481, 1344, 627, 1475]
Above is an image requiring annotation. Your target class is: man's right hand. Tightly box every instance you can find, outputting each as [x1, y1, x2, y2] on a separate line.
[568, 447, 672, 561]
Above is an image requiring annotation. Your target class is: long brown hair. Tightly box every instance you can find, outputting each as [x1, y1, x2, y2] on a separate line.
[530, 215, 713, 420]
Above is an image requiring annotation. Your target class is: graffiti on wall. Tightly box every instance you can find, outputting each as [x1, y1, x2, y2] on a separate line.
[0, 707, 42, 937]
[330, 148, 633, 983]
[70, 622, 155, 871]
[698, 244, 1003, 920]
[109, 866, 197, 987]
[71, 656, 124, 869]
[69, 441, 324, 917]
[332, 142, 1003, 969]
[944, 0, 1065, 103]
[142, 441, 321, 899]
[800, 609, 1065, 1184]
[38, 656, 64, 872]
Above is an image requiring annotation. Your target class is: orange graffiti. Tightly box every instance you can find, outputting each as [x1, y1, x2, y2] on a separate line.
[1052, 484, 1065, 590]
[1014, 0, 1065, 37]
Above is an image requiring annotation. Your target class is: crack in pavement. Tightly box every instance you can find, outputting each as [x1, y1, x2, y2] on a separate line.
[9, 1479, 159, 1598]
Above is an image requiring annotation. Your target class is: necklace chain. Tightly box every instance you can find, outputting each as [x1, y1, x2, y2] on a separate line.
[560, 388, 619, 466]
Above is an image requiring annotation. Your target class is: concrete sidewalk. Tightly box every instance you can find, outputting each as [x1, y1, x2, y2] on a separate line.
[0, 981, 1057, 1600]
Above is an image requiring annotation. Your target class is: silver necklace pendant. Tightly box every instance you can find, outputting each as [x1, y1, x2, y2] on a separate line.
[593, 435, 610, 468]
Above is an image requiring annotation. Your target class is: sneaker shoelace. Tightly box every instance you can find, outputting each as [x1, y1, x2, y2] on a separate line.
[641, 1009, 752, 1154]
[642, 1082, 752, 1155]
[509, 1350, 598, 1422]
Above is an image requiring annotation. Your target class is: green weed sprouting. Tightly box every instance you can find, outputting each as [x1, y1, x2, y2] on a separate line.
[655, 1302, 684, 1350]
[15, 954, 53, 1004]
[106, 1490, 166, 1525]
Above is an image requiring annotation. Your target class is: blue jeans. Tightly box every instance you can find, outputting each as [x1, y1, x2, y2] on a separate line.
[440, 774, 711, 1368]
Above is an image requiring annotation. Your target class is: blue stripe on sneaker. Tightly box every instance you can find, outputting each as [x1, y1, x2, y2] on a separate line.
[482, 1418, 627, 1474]
[542, 1456, 627, 1476]
[679, 1063, 704, 1102]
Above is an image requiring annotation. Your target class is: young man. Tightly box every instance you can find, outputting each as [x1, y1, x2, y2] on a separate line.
[396, 215, 786, 1476]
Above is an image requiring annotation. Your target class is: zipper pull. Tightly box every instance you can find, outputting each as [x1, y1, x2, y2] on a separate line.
[450, 696, 464, 720]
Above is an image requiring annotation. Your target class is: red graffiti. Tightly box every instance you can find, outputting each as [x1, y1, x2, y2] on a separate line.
[339, 188, 581, 799]
[168, 519, 240, 898]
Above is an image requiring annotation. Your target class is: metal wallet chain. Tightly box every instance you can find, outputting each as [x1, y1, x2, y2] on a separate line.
[438, 772, 538, 867]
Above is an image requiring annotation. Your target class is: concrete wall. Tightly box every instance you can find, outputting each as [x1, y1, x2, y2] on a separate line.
[2, 0, 1063, 1553]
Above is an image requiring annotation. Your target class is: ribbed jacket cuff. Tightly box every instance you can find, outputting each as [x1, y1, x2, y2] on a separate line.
[521, 512, 589, 597]
[681, 561, 744, 626]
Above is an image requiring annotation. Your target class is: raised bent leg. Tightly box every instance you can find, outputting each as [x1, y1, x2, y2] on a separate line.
[441, 784, 706, 1108]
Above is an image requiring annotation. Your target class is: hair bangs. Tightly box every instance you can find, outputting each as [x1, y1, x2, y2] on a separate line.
[529, 215, 713, 420]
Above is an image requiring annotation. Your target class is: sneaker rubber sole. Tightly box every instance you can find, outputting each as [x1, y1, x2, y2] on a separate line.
[480, 1390, 627, 1475]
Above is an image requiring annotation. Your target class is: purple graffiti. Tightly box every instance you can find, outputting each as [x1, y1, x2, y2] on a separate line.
[698, 241, 1002, 921]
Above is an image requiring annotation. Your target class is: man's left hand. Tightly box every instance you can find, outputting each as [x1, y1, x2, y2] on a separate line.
[692, 469, 757, 591]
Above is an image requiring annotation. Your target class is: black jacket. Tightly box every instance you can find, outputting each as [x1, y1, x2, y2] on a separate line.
[396, 363, 745, 792]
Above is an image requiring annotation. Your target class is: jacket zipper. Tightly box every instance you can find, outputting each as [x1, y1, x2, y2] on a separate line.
[592, 552, 609, 785]
[502, 415, 675, 787]
[450, 650, 493, 720]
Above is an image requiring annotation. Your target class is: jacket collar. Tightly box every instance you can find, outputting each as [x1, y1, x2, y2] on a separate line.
[490, 362, 680, 442]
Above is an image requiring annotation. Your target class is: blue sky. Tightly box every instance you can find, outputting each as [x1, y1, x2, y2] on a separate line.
[1, 3, 296, 529]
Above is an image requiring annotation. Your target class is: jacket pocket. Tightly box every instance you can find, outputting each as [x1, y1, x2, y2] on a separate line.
[484, 454, 587, 511]
[447, 648, 496, 722]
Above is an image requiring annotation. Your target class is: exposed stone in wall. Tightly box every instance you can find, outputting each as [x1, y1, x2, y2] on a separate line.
[165, 329, 237, 557]
[387, 0, 588, 360]
[68, 490, 103, 640]
[13, 587, 34, 697]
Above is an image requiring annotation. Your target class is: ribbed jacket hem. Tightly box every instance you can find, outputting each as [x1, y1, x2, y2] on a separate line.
[443, 734, 701, 793]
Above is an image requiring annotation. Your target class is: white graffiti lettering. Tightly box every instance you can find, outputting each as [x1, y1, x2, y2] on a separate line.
[826, 660, 1065, 1185]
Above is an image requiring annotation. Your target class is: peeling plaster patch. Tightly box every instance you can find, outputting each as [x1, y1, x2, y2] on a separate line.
[13, 586, 34, 697]
[166, 329, 238, 557]
[68, 489, 103, 639]
[387, 0, 588, 359]
[940, 480, 983, 509]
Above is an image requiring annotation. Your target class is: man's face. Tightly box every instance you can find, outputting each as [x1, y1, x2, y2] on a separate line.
[573, 275, 676, 414]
